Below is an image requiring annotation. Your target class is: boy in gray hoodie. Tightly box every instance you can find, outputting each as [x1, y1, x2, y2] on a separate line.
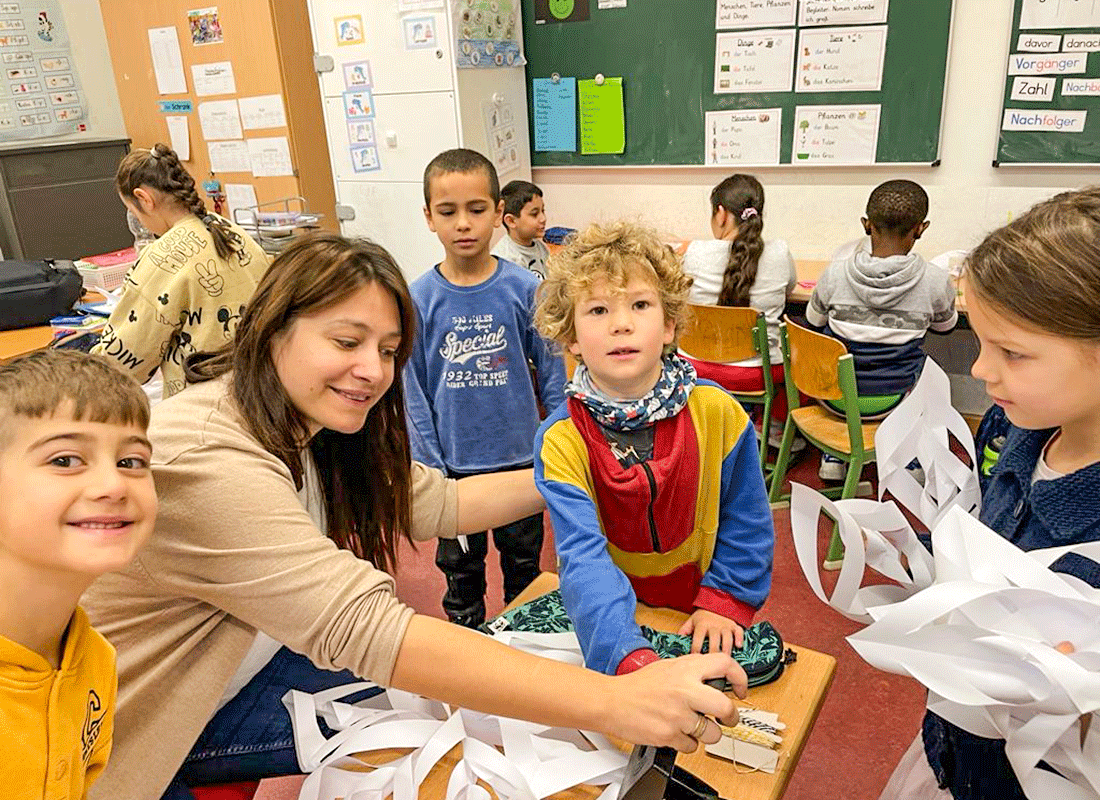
[807, 180, 957, 478]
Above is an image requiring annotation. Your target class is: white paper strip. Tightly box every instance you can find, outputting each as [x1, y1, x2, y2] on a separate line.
[285, 675, 628, 800]
[788, 358, 1100, 799]
[874, 359, 981, 530]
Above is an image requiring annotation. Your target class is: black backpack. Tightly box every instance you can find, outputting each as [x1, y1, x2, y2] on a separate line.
[0, 260, 83, 331]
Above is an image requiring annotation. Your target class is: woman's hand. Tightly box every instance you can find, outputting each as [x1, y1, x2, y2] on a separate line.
[678, 608, 744, 654]
[605, 652, 747, 753]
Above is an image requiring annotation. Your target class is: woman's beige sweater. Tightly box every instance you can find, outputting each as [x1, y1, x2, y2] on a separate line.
[83, 376, 458, 799]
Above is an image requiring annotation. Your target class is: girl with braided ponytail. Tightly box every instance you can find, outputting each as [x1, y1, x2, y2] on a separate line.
[92, 143, 269, 399]
[680, 174, 796, 437]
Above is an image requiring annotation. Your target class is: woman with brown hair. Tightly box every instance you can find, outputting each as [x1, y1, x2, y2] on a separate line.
[83, 232, 746, 800]
[92, 143, 269, 398]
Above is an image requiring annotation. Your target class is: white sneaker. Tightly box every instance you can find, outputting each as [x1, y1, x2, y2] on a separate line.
[818, 455, 846, 482]
[758, 424, 806, 452]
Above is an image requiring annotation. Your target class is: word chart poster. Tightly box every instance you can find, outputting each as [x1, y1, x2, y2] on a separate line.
[0, 0, 86, 141]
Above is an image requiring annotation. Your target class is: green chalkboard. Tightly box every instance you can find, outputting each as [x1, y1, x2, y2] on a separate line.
[995, 1, 1100, 165]
[523, 0, 954, 166]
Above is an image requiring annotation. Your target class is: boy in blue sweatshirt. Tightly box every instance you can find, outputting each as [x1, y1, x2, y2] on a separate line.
[405, 148, 566, 628]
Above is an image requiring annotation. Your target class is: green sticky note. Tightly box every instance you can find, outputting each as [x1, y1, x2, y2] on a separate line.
[578, 77, 624, 155]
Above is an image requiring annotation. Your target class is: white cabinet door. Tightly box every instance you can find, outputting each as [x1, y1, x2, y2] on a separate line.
[308, 0, 454, 97]
[325, 92, 460, 183]
[338, 181, 444, 284]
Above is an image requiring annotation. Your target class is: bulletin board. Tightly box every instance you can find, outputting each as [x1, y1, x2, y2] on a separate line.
[995, 0, 1100, 165]
[98, 0, 336, 226]
[522, 0, 955, 167]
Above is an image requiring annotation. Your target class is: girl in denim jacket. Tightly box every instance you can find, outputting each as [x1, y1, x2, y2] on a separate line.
[880, 187, 1100, 800]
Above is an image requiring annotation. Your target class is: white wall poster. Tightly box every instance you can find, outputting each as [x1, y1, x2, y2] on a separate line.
[1020, 0, 1100, 30]
[247, 136, 294, 177]
[798, 0, 889, 27]
[191, 61, 235, 97]
[796, 26, 888, 93]
[198, 99, 242, 140]
[148, 25, 187, 95]
[238, 94, 286, 130]
[0, 1, 88, 140]
[793, 104, 880, 164]
[715, 0, 796, 30]
[704, 108, 782, 165]
[714, 29, 796, 94]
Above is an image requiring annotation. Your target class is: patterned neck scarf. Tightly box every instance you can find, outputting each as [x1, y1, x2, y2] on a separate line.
[566, 353, 697, 432]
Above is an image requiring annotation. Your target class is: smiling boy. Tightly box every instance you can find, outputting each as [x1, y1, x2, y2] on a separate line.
[532, 221, 774, 676]
[404, 149, 565, 627]
[0, 350, 155, 798]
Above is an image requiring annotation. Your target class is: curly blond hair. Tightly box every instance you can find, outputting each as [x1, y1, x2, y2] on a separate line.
[534, 220, 692, 357]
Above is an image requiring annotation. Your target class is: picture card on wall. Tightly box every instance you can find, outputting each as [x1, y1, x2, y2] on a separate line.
[347, 120, 376, 145]
[350, 144, 380, 173]
[793, 104, 880, 164]
[343, 89, 374, 120]
[796, 26, 887, 93]
[704, 108, 782, 165]
[342, 60, 372, 89]
[714, 29, 796, 94]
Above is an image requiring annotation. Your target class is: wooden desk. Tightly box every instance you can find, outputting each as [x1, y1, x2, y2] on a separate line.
[0, 291, 106, 364]
[346, 575, 834, 800]
[0, 323, 56, 363]
[502, 574, 835, 800]
[791, 259, 967, 312]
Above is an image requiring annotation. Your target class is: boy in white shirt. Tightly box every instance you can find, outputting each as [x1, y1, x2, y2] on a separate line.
[491, 180, 550, 278]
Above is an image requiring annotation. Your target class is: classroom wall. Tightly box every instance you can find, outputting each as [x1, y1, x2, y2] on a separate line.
[0, 0, 127, 150]
[532, 0, 1091, 260]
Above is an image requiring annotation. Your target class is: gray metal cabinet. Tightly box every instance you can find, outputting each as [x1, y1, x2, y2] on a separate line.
[0, 138, 131, 260]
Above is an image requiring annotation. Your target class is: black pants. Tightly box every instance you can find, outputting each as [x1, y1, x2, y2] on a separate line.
[435, 470, 544, 627]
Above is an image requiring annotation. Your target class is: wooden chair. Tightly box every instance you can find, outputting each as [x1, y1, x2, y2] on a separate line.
[768, 317, 880, 568]
[679, 304, 776, 468]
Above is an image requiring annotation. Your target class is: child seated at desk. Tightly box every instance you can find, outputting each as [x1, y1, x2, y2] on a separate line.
[807, 179, 957, 480]
[532, 221, 774, 675]
[92, 144, 270, 399]
[680, 173, 796, 441]
[0, 350, 155, 799]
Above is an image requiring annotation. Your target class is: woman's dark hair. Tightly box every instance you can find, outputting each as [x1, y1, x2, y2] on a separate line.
[187, 232, 417, 572]
[116, 143, 242, 260]
[711, 173, 766, 307]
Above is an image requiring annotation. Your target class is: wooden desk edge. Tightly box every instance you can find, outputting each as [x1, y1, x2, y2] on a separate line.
[503, 574, 837, 800]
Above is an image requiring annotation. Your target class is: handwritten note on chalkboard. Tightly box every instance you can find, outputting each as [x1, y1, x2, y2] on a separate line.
[533, 77, 577, 151]
[579, 77, 625, 154]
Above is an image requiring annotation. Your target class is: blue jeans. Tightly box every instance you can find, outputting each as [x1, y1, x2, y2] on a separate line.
[159, 646, 380, 800]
